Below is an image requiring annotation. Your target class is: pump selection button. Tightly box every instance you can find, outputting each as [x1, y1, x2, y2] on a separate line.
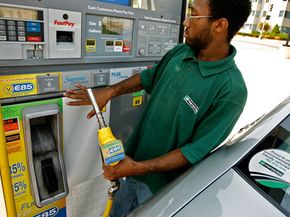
[93, 73, 109, 87]
[0, 25, 5, 30]
[0, 36, 7, 41]
[0, 20, 5, 25]
[0, 31, 6, 36]
[37, 74, 60, 93]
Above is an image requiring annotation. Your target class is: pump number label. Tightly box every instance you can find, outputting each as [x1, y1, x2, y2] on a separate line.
[133, 96, 143, 107]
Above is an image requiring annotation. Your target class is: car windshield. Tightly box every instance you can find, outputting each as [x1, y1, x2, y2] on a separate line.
[236, 114, 290, 216]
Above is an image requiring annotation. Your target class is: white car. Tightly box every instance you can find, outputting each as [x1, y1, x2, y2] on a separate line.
[129, 96, 290, 217]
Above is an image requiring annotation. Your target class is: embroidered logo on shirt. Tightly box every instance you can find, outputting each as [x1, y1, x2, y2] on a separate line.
[183, 95, 199, 114]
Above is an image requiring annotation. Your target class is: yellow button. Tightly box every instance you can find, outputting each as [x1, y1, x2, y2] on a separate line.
[133, 96, 143, 107]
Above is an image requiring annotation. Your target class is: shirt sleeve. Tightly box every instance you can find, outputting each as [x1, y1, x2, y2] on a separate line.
[140, 44, 181, 94]
[140, 64, 159, 94]
[180, 100, 244, 165]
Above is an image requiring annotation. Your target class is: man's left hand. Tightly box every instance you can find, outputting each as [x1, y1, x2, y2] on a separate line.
[102, 155, 140, 180]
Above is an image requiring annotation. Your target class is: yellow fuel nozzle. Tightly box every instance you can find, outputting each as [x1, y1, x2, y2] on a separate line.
[98, 127, 124, 166]
[87, 88, 125, 217]
[87, 88, 125, 166]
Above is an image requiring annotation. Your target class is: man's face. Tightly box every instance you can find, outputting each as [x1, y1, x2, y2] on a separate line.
[183, 0, 214, 52]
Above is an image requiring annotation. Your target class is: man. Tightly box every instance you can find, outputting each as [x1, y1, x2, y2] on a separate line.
[64, 0, 251, 216]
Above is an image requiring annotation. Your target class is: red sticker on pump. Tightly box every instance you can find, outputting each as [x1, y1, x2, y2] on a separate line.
[27, 36, 42, 42]
[3, 118, 19, 132]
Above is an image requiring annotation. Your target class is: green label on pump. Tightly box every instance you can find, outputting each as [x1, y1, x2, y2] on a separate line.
[132, 90, 144, 97]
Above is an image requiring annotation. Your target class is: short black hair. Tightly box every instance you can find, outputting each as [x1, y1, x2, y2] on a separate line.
[208, 0, 251, 42]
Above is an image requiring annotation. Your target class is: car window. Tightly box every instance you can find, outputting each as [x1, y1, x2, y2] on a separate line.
[235, 114, 290, 215]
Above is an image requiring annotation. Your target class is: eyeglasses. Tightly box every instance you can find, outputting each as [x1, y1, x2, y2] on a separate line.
[185, 15, 213, 21]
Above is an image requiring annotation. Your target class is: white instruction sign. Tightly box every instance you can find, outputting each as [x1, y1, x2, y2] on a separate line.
[249, 149, 290, 188]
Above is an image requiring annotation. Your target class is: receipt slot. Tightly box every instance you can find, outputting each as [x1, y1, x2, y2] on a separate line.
[22, 104, 68, 208]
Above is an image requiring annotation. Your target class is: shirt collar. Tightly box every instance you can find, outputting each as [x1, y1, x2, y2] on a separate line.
[182, 44, 237, 77]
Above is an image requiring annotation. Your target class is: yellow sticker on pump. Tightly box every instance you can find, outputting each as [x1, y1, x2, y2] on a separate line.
[0, 75, 37, 98]
[0, 73, 60, 99]
[132, 96, 143, 107]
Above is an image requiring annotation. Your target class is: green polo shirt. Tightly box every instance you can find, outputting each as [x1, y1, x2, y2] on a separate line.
[125, 43, 247, 193]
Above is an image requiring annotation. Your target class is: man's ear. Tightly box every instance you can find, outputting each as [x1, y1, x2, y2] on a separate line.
[213, 18, 229, 34]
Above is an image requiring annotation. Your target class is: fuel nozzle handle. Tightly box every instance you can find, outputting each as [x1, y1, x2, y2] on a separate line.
[87, 88, 107, 129]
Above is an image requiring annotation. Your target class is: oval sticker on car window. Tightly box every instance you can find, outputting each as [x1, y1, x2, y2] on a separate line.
[249, 149, 290, 188]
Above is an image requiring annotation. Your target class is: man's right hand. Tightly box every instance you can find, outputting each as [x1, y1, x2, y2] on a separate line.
[63, 83, 113, 119]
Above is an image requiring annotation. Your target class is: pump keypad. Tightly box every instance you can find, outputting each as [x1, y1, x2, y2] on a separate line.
[0, 19, 44, 42]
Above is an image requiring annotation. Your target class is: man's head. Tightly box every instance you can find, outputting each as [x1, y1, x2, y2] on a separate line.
[208, 0, 251, 41]
[184, 0, 251, 51]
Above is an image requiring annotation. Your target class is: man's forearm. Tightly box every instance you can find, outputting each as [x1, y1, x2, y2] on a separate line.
[102, 149, 190, 180]
[110, 73, 143, 98]
[136, 149, 190, 175]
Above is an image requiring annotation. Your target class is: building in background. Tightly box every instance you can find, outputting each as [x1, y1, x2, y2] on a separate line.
[241, 0, 290, 34]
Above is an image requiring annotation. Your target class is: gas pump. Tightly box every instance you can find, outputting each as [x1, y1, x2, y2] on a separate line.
[0, 0, 185, 216]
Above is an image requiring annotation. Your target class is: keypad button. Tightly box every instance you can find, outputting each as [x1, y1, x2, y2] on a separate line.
[8, 36, 17, 41]
[18, 36, 26, 41]
[8, 26, 16, 31]
[18, 31, 25, 36]
[0, 36, 7, 41]
[8, 31, 16, 36]
[17, 21, 25, 26]
[18, 26, 25, 32]
[7, 20, 16, 26]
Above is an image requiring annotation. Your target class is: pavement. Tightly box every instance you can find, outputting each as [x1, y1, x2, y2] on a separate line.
[234, 35, 288, 48]
[230, 35, 290, 135]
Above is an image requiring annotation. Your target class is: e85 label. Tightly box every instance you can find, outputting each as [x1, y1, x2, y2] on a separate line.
[33, 207, 59, 217]
[12, 83, 34, 92]
[4, 83, 34, 94]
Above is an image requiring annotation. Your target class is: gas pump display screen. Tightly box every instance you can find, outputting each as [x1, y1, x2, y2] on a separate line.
[101, 17, 132, 36]
[86, 15, 133, 56]
[0, 6, 43, 21]
[95, 0, 130, 6]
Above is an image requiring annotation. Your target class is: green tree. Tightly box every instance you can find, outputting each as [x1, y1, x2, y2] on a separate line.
[271, 24, 280, 35]
[258, 22, 271, 32]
